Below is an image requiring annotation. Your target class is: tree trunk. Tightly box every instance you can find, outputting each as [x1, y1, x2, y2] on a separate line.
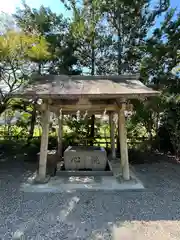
[38, 63, 42, 75]
[0, 105, 6, 115]
[116, 124, 120, 158]
[27, 102, 37, 144]
[155, 111, 160, 134]
[116, 12, 122, 155]
[27, 62, 41, 144]
[117, 4, 122, 75]
[147, 113, 153, 151]
[91, 37, 95, 76]
[89, 114, 95, 146]
[117, 30, 121, 75]
[90, 44, 95, 145]
[90, 5, 95, 146]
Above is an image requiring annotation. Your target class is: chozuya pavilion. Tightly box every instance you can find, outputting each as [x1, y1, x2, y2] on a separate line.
[14, 74, 158, 182]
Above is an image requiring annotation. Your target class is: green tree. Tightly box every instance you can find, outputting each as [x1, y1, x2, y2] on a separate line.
[101, 0, 170, 74]
[62, 0, 106, 144]
[0, 30, 50, 114]
[137, 8, 180, 155]
[172, 50, 180, 74]
[14, 3, 82, 142]
[14, 3, 81, 75]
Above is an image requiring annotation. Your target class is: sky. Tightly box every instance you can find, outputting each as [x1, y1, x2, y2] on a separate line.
[0, 0, 180, 16]
[0, 0, 71, 17]
[0, 0, 179, 38]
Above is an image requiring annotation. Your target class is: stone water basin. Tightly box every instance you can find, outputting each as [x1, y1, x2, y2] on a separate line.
[64, 146, 107, 171]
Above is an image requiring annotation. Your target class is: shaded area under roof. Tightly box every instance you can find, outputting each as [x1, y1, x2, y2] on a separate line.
[14, 74, 159, 99]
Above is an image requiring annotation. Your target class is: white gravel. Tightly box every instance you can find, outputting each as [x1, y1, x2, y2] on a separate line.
[1, 159, 180, 239]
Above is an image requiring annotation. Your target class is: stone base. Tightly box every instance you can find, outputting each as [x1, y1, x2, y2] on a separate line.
[21, 175, 144, 192]
[27, 172, 51, 184]
[34, 175, 50, 184]
[22, 158, 144, 192]
[21, 165, 144, 192]
[56, 159, 113, 177]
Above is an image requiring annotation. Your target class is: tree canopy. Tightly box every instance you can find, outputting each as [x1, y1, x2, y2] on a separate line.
[0, 0, 179, 157]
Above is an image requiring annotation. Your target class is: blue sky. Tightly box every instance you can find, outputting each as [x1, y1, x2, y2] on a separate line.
[0, 0, 71, 17]
[0, 0, 179, 16]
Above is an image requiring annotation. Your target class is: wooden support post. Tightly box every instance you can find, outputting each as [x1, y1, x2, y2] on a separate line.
[57, 111, 63, 157]
[38, 101, 50, 180]
[109, 112, 116, 159]
[118, 103, 130, 180]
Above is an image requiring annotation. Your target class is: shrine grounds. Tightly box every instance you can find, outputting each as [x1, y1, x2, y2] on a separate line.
[1, 154, 180, 240]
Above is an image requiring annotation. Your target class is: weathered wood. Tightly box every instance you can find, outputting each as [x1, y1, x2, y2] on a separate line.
[51, 99, 116, 105]
[19, 93, 158, 101]
[57, 110, 63, 157]
[76, 97, 91, 105]
[37, 99, 133, 114]
[50, 109, 116, 115]
[109, 112, 116, 159]
[49, 104, 118, 113]
[14, 74, 160, 100]
[38, 102, 50, 180]
[118, 103, 130, 180]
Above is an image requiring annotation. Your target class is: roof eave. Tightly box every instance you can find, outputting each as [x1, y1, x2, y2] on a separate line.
[12, 91, 160, 100]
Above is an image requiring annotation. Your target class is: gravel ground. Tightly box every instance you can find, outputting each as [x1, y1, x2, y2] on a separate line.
[1, 158, 180, 240]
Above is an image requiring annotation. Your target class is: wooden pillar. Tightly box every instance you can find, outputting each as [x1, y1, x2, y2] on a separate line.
[118, 103, 130, 180]
[57, 111, 63, 157]
[38, 101, 50, 180]
[109, 112, 116, 159]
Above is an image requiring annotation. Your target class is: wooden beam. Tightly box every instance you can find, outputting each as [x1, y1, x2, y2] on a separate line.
[38, 101, 50, 180]
[49, 104, 118, 113]
[37, 99, 133, 114]
[49, 109, 112, 115]
[109, 112, 116, 159]
[118, 103, 130, 180]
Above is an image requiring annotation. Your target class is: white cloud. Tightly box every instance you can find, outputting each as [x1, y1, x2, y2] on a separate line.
[0, 0, 22, 14]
